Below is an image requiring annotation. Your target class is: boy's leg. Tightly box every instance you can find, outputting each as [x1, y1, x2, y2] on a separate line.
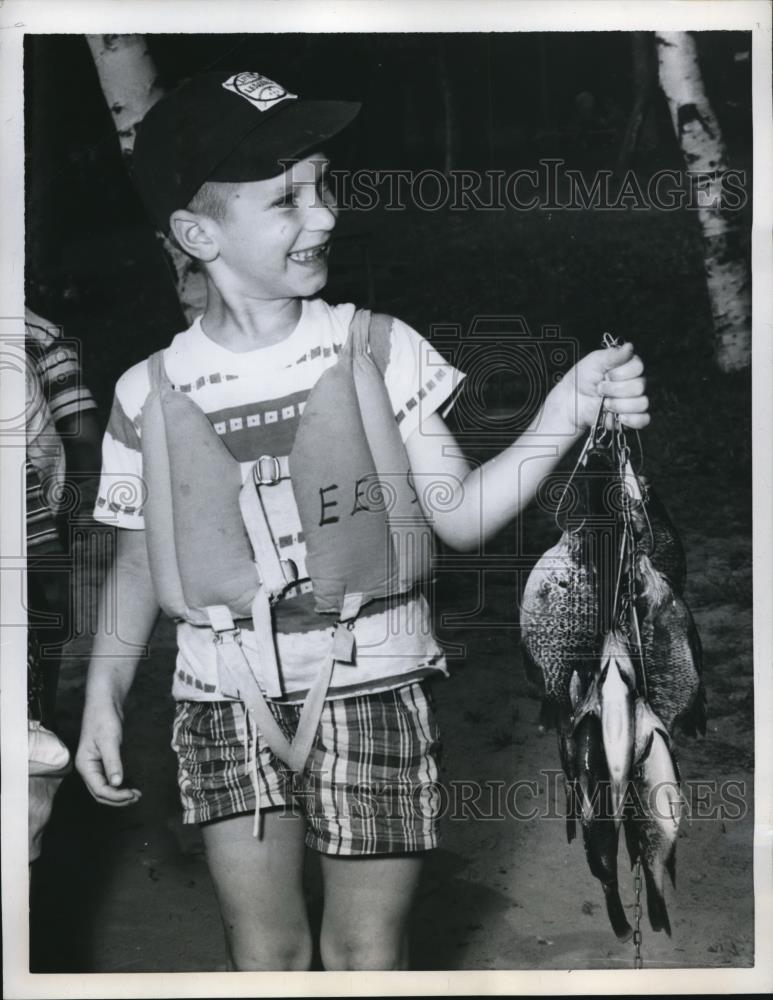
[319, 853, 424, 970]
[304, 682, 440, 970]
[200, 810, 312, 971]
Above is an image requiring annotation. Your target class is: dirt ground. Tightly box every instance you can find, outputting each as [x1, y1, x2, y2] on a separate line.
[27, 201, 754, 974]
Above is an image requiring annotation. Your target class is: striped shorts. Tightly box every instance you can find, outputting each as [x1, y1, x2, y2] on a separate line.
[171, 681, 442, 856]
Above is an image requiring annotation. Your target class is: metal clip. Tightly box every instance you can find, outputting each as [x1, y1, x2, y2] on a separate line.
[253, 455, 282, 486]
[281, 559, 299, 584]
[212, 625, 242, 646]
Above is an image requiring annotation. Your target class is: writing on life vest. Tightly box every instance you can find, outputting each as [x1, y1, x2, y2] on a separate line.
[318, 471, 421, 526]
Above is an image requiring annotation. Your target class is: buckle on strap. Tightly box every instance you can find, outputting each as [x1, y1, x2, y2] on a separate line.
[207, 604, 240, 640]
[331, 618, 357, 665]
[253, 455, 282, 486]
[212, 626, 242, 646]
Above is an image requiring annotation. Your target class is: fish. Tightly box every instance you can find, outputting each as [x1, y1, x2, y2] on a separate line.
[520, 446, 622, 842]
[635, 552, 706, 736]
[628, 470, 687, 594]
[598, 631, 636, 826]
[520, 446, 622, 722]
[624, 698, 683, 935]
[520, 531, 599, 843]
[572, 682, 632, 941]
[520, 531, 599, 726]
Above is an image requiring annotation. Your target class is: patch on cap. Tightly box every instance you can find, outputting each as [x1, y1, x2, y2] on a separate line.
[221, 72, 298, 112]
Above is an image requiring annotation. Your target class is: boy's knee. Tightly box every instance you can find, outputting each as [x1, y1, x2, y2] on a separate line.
[227, 926, 312, 971]
[320, 929, 408, 971]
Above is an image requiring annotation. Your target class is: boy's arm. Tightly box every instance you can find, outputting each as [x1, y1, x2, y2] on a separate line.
[405, 342, 649, 551]
[76, 527, 160, 806]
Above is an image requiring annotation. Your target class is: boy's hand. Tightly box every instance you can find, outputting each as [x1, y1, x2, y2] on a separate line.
[549, 341, 650, 434]
[76, 702, 141, 807]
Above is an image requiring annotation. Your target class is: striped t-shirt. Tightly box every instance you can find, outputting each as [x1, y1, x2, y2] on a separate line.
[26, 309, 97, 550]
[94, 298, 465, 702]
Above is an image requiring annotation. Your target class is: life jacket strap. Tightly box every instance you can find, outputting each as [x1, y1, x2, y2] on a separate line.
[239, 473, 288, 602]
[213, 625, 296, 763]
[146, 348, 171, 390]
[213, 615, 336, 777]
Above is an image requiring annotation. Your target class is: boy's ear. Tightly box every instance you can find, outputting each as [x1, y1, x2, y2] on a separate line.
[168, 210, 220, 262]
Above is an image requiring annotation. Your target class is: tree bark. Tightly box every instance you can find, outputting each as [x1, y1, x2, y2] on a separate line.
[655, 31, 750, 372]
[85, 34, 206, 322]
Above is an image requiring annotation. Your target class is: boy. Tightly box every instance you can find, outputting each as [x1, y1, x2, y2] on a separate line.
[76, 71, 649, 972]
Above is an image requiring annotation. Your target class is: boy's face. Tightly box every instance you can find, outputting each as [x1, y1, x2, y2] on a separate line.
[206, 153, 337, 300]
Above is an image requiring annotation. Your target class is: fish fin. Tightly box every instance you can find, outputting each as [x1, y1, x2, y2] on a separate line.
[687, 612, 704, 674]
[666, 843, 677, 888]
[565, 780, 578, 843]
[643, 865, 672, 936]
[521, 644, 546, 696]
[623, 815, 640, 869]
[637, 730, 655, 767]
[692, 684, 708, 737]
[572, 677, 601, 729]
[568, 669, 585, 712]
[671, 751, 682, 787]
[653, 729, 682, 786]
[558, 727, 576, 781]
[674, 683, 707, 738]
[603, 883, 633, 942]
[538, 698, 561, 731]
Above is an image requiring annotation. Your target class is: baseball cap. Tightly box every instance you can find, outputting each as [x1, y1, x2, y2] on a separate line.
[132, 70, 361, 233]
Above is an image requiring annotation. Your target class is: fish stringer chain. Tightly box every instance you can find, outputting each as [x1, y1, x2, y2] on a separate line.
[553, 332, 620, 533]
[553, 407, 600, 534]
[614, 415, 649, 700]
[608, 412, 633, 626]
[604, 350, 648, 970]
[633, 860, 644, 969]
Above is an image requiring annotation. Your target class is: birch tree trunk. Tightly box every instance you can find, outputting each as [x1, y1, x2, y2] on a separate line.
[655, 31, 750, 372]
[85, 34, 206, 322]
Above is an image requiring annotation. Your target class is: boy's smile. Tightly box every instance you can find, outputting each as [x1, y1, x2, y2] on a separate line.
[207, 153, 337, 302]
[287, 241, 331, 265]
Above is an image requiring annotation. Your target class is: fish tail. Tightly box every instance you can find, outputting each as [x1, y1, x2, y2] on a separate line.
[603, 883, 633, 941]
[643, 865, 672, 936]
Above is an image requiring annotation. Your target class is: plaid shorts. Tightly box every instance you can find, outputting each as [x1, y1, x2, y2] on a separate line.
[171, 681, 442, 856]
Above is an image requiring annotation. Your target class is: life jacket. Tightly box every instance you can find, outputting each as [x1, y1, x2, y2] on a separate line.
[140, 308, 434, 777]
